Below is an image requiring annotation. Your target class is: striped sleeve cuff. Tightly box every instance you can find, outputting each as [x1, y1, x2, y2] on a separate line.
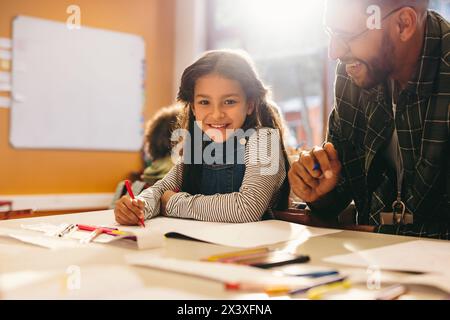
[137, 188, 161, 220]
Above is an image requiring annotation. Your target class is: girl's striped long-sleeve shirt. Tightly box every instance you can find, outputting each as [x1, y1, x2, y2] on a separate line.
[136, 128, 287, 223]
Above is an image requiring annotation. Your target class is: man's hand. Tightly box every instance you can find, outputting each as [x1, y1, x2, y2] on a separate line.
[288, 142, 342, 203]
[114, 196, 145, 226]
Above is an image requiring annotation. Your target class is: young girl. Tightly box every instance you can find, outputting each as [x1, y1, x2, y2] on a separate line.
[114, 50, 290, 225]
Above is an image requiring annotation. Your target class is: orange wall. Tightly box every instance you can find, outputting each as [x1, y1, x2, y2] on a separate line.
[0, 0, 175, 195]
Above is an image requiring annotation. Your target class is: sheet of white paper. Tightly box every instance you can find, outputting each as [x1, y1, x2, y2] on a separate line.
[123, 228, 165, 249]
[323, 240, 450, 274]
[126, 253, 345, 289]
[0, 37, 12, 49]
[0, 233, 81, 249]
[11, 212, 341, 250]
[0, 227, 83, 249]
[107, 219, 222, 250]
[119, 217, 340, 249]
[398, 273, 450, 294]
[21, 222, 68, 236]
[0, 96, 11, 108]
[165, 220, 308, 248]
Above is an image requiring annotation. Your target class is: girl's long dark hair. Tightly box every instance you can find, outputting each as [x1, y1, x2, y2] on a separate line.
[176, 50, 290, 210]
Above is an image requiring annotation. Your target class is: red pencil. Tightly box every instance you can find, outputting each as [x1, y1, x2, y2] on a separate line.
[125, 180, 145, 227]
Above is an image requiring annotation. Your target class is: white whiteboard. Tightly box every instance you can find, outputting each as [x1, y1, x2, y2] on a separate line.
[10, 16, 145, 151]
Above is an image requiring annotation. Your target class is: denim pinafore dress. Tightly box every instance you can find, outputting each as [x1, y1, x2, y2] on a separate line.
[200, 137, 246, 195]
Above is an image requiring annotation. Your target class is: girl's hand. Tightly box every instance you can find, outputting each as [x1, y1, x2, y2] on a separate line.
[160, 190, 176, 215]
[114, 196, 145, 226]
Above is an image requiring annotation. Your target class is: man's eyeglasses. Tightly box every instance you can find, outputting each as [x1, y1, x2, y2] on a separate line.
[325, 6, 409, 51]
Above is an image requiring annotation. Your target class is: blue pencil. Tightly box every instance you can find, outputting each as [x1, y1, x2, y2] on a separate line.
[289, 275, 348, 295]
[293, 271, 339, 278]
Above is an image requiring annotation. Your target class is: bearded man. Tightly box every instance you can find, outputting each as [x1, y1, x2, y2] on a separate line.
[289, 0, 450, 239]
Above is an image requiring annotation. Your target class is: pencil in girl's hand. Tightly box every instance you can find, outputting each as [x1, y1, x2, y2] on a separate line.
[124, 180, 145, 227]
[124, 180, 135, 199]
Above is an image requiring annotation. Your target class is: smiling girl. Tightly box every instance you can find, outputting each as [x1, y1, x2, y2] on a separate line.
[114, 50, 290, 224]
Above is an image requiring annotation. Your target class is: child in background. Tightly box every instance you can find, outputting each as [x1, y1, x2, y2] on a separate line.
[110, 104, 181, 208]
[114, 50, 290, 225]
[142, 104, 181, 185]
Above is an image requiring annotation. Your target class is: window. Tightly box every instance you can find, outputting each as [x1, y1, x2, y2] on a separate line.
[206, 0, 330, 149]
[431, 0, 450, 18]
[206, 0, 450, 149]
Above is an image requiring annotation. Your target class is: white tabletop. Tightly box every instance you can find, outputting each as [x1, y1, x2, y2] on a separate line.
[0, 210, 447, 300]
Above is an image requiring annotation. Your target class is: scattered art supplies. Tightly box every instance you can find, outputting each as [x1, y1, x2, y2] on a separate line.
[127, 252, 450, 300]
[203, 247, 310, 269]
[269, 264, 340, 278]
[0, 223, 138, 250]
[15, 222, 149, 249]
[0, 214, 342, 250]
[126, 253, 348, 296]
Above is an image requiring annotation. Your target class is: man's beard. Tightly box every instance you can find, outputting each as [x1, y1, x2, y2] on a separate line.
[354, 32, 396, 89]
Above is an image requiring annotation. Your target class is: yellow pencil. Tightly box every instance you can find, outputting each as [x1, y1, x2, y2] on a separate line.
[205, 247, 270, 262]
[264, 285, 293, 295]
[307, 280, 352, 300]
[109, 230, 130, 236]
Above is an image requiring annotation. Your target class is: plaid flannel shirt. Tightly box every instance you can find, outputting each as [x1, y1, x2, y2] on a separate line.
[311, 10, 450, 240]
